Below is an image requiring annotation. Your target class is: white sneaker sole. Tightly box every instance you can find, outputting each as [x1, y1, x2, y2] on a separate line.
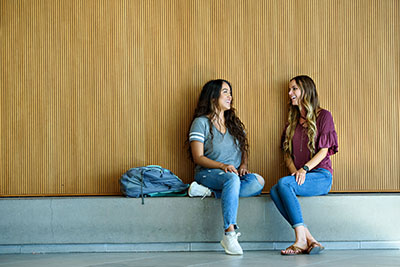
[220, 240, 243, 255]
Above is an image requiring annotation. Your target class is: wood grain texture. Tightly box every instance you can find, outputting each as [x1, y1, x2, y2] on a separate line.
[1, 0, 399, 196]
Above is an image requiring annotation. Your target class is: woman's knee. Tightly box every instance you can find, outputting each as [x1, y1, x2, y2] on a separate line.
[222, 172, 240, 188]
[277, 175, 294, 188]
[250, 173, 264, 187]
[239, 173, 264, 197]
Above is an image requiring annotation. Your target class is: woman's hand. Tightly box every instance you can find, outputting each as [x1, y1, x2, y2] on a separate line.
[220, 164, 239, 175]
[238, 164, 250, 176]
[292, 168, 307, 185]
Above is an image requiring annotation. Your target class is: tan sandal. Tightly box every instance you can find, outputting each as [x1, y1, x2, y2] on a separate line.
[281, 245, 308, 255]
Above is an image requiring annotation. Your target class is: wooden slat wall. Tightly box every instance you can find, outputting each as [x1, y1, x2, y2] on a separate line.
[1, 0, 399, 196]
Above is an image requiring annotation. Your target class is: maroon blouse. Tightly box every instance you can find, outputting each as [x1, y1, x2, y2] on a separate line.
[281, 109, 338, 174]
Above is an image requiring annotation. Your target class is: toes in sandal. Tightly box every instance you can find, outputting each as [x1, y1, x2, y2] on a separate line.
[307, 242, 325, 255]
[281, 245, 308, 255]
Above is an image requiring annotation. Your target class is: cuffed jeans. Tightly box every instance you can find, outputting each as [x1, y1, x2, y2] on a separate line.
[270, 168, 332, 228]
[195, 168, 264, 230]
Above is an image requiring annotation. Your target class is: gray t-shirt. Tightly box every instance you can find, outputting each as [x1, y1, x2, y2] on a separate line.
[189, 116, 242, 172]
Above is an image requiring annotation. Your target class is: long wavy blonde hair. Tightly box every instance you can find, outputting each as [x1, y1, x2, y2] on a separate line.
[283, 75, 320, 157]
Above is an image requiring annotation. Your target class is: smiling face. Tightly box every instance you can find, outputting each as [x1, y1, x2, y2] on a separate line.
[288, 79, 302, 106]
[217, 82, 232, 111]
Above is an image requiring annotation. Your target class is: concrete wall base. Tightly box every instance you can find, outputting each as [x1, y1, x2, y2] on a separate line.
[1, 241, 400, 254]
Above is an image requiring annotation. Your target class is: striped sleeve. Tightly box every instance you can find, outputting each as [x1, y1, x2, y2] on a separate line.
[189, 117, 208, 143]
[189, 131, 205, 142]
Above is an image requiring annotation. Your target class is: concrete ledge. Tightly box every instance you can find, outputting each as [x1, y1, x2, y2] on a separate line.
[1, 194, 399, 253]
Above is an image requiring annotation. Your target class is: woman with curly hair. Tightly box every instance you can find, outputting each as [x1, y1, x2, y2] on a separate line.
[271, 75, 338, 255]
[187, 79, 265, 255]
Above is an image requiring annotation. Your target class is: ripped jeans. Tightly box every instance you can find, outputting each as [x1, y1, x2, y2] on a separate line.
[195, 168, 264, 230]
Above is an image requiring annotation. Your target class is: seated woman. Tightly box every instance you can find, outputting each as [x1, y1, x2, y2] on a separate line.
[271, 75, 338, 255]
[187, 79, 265, 255]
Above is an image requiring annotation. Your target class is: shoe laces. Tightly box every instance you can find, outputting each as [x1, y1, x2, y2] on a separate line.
[227, 232, 241, 239]
[225, 232, 241, 248]
[201, 188, 211, 200]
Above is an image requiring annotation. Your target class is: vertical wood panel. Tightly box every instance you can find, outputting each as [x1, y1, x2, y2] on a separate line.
[0, 0, 399, 196]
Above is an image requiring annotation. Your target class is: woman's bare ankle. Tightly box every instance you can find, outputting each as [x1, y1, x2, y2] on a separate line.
[294, 226, 307, 248]
[304, 228, 318, 245]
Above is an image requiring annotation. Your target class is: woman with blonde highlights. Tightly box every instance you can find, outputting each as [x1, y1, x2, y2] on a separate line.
[271, 75, 338, 255]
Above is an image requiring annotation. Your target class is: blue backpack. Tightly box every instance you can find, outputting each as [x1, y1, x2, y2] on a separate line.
[120, 165, 189, 204]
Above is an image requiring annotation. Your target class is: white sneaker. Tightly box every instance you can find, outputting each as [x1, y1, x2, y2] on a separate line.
[188, 182, 212, 199]
[220, 232, 243, 255]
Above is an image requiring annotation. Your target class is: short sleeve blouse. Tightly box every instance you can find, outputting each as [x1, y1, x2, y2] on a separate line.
[281, 109, 338, 174]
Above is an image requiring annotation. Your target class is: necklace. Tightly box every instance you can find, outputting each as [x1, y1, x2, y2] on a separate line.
[300, 129, 304, 152]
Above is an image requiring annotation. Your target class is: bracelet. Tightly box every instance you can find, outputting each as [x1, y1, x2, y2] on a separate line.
[302, 165, 309, 172]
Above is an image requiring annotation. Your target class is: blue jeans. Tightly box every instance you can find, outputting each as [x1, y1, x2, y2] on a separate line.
[195, 168, 264, 230]
[270, 168, 332, 228]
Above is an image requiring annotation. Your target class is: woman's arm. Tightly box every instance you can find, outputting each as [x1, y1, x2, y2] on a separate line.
[284, 154, 297, 174]
[190, 141, 238, 174]
[238, 151, 250, 176]
[292, 148, 329, 185]
[303, 148, 329, 170]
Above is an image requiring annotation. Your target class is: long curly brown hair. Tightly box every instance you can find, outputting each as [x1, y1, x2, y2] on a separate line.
[187, 79, 248, 161]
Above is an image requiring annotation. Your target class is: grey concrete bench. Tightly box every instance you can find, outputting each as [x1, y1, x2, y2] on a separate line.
[1, 194, 399, 253]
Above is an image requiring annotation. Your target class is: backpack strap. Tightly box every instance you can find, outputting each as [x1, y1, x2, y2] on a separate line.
[139, 166, 163, 204]
[140, 168, 147, 205]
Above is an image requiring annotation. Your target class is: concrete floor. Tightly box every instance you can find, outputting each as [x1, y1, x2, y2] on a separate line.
[1, 250, 399, 267]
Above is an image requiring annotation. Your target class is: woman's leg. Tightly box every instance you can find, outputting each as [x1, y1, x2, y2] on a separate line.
[276, 175, 305, 228]
[277, 169, 332, 228]
[239, 173, 264, 197]
[195, 169, 241, 230]
[276, 169, 332, 254]
[270, 184, 292, 225]
[195, 169, 244, 255]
